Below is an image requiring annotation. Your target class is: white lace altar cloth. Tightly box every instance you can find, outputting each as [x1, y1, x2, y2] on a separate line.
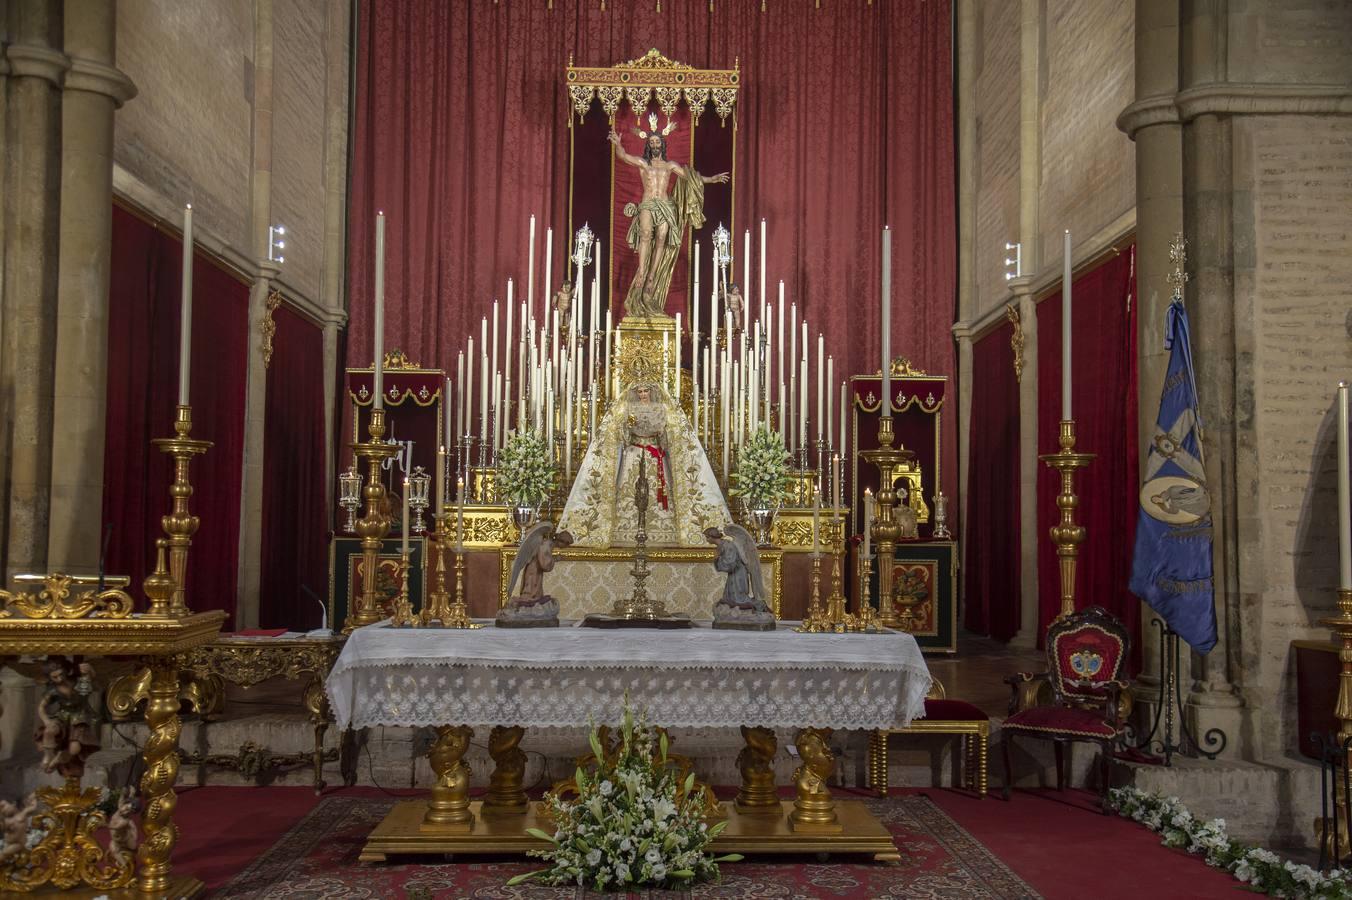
[326, 622, 932, 732]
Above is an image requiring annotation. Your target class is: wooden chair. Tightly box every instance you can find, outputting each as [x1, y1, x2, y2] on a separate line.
[867, 677, 990, 798]
[1000, 605, 1130, 812]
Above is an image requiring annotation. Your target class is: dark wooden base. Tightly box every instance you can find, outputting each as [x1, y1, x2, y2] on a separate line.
[579, 614, 693, 629]
[359, 799, 899, 864]
[493, 617, 560, 628]
[712, 619, 777, 631]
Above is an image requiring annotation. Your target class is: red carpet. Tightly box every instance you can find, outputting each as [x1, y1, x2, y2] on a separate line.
[173, 786, 1240, 899]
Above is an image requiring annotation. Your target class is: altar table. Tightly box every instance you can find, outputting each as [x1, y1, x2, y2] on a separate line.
[326, 621, 933, 864]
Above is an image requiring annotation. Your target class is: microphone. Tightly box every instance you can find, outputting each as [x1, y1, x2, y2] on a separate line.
[98, 524, 113, 592]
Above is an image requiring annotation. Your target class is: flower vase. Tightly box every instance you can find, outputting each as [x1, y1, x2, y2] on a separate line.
[510, 504, 539, 539]
[748, 505, 777, 547]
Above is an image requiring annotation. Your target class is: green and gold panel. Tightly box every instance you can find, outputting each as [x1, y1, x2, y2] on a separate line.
[328, 537, 427, 629]
[863, 541, 955, 653]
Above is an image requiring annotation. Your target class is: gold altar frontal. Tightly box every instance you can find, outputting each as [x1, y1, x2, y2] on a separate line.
[358, 799, 900, 865]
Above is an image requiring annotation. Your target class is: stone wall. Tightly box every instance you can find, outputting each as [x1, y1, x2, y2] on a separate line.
[971, 1, 1019, 315]
[1236, 115, 1352, 761]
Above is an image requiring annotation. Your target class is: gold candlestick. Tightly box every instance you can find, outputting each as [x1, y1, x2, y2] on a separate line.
[795, 552, 828, 633]
[824, 518, 848, 632]
[1318, 588, 1352, 860]
[389, 549, 417, 627]
[860, 416, 914, 627]
[1038, 419, 1095, 619]
[150, 405, 212, 618]
[348, 406, 400, 632]
[423, 513, 482, 628]
[849, 551, 882, 633]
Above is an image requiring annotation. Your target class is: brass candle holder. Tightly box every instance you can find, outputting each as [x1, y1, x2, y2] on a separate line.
[795, 552, 828, 633]
[1317, 588, 1352, 860]
[347, 406, 400, 632]
[1038, 419, 1095, 619]
[850, 551, 883, 633]
[422, 513, 481, 629]
[389, 549, 417, 627]
[860, 416, 915, 628]
[824, 517, 849, 632]
[150, 405, 212, 617]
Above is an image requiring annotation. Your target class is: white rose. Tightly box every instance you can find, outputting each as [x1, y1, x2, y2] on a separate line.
[645, 847, 663, 865]
[586, 848, 602, 867]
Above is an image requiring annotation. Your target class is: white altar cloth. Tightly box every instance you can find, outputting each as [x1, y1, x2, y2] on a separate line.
[325, 621, 932, 732]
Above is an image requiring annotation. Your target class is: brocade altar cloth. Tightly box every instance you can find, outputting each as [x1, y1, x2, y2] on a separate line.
[325, 622, 931, 732]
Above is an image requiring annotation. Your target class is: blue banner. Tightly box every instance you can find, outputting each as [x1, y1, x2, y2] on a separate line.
[1128, 299, 1217, 654]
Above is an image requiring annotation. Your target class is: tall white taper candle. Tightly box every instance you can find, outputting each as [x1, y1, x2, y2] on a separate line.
[1062, 229, 1073, 421]
[1340, 382, 1351, 589]
[881, 225, 891, 417]
[179, 204, 195, 406]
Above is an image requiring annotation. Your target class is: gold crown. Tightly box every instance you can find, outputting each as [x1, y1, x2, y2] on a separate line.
[634, 111, 677, 140]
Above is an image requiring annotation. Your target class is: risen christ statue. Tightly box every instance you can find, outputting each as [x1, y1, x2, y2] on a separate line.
[609, 114, 728, 317]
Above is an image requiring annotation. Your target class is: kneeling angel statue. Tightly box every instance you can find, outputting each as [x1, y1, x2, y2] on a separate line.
[707, 524, 774, 631]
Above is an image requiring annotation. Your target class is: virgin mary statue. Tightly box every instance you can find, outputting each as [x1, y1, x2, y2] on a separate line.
[559, 382, 730, 547]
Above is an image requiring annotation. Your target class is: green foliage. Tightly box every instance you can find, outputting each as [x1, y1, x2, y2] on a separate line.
[497, 428, 556, 507]
[729, 426, 791, 508]
[506, 698, 737, 891]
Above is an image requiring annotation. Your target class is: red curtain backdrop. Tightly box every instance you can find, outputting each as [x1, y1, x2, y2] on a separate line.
[1036, 245, 1140, 667]
[104, 205, 248, 628]
[260, 306, 330, 630]
[348, 0, 956, 500]
[964, 320, 1022, 641]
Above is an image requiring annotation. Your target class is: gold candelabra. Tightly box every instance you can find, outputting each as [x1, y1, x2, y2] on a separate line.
[852, 550, 882, 632]
[421, 513, 481, 628]
[795, 552, 828, 633]
[860, 416, 915, 628]
[824, 517, 848, 630]
[149, 405, 212, 617]
[1318, 588, 1352, 859]
[389, 549, 417, 626]
[613, 453, 665, 620]
[1038, 419, 1095, 619]
[347, 407, 400, 632]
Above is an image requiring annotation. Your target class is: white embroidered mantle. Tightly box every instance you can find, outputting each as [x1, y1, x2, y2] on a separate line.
[325, 622, 932, 732]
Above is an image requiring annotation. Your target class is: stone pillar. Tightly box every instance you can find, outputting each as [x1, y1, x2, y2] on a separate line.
[319, 0, 351, 499]
[953, 0, 977, 588]
[1012, 0, 1044, 647]
[2, 2, 68, 581]
[48, 0, 136, 574]
[236, 0, 276, 628]
[1118, 0, 1185, 708]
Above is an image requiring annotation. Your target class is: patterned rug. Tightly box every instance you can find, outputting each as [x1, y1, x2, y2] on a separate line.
[214, 795, 1039, 899]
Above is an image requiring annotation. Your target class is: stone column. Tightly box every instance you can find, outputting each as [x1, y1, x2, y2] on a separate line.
[2, 2, 68, 581]
[1118, 0, 1185, 709]
[235, 0, 276, 628]
[1012, 0, 1044, 647]
[1178, 0, 1244, 751]
[953, 0, 977, 585]
[319, 0, 351, 499]
[48, 0, 136, 574]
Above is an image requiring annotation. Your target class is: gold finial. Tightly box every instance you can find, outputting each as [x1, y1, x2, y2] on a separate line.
[1166, 233, 1189, 301]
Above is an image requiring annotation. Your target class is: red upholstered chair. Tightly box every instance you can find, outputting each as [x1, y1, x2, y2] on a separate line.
[868, 677, 989, 798]
[1000, 606, 1130, 812]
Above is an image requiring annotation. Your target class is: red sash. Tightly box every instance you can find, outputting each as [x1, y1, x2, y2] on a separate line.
[637, 445, 669, 509]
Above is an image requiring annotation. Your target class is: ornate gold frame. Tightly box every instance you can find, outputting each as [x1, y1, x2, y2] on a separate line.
[566, 48, 739, 126]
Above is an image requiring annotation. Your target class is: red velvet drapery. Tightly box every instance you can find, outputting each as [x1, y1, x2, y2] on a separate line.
[1036, 245, 1139, 666]
[347, 0, 956, 498]
[104, 205, 247, 627]
[964, 319, 1022, 641]
[259, 305, 330, 630]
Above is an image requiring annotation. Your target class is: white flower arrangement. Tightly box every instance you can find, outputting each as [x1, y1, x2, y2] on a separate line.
[497, 428, 556, 508]
[509, 700, 740, 891]
[1109, 786, 1351, 897]
[730, 426, 791, 509]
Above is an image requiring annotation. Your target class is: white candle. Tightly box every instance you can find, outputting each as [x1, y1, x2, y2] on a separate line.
[743, 229, 751, 307]
[812, 485, 820, 554]
[779, 380, 787, 442]
[839, 380, 847, 465]
[444, 377, 454, 450]
[1062, 229, 1073, 421]
[834, 453, 841, 510]
[401, 476, 410, 556]
[178, 204, 194, 406]
[491, 299, 500, 419]
[799, 355, 808, 448]
[595, 238, 604, 319]
[721, 359, 730, 478]
[817, 334, 825, 440]
[759, 218, 767, 322]
[436, 444, 446, 512]
[694, 241, 701, 338]
[777, 281, 785, 404]
[494, 371, 503, 453]
[457, 351, 466, 438]
[527, 214, 536, 323]
[863, 488, 874, 556]
[466, 337, 475, 437]
[826, 356, 834, 448]
[882, 225, 891, 417]
[480, 351, 489, 445]
[544, 227, 553, 323]
[789, 303, 798, 448]
[604, 309, 613, 397]
[551, 309, 560, 380]
[1340, 382, 1351, 589]
[674, 313, 682, 401]
[456, 477, 465, 551]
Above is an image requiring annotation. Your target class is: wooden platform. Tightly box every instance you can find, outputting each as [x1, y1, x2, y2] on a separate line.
[358, 799, 900, 864]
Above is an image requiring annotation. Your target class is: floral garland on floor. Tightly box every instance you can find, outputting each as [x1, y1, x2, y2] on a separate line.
[1109, 786, 1350, 898]
[509, 700, 740, 891]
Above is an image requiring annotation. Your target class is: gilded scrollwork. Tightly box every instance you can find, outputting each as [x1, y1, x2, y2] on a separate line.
[1006, 302, 1025, 382]
[0, 574, 133, 621]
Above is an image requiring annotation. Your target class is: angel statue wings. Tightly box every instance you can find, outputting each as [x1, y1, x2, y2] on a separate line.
[496, 522, 573, 627]
[707, 523, 774, 631]
[609, 112, 729, 317]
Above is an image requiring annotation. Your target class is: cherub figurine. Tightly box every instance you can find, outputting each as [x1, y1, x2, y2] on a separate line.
[793, 730, 836, 798]
[553, 281, 574, 340]
[707, 524, 774, 631]
[106, 788, 139, 867]
[497, 523, 573, 627]
[34, 657, 98, 779]
[0, 794, 37, 865]
[723, 283, 745, 334]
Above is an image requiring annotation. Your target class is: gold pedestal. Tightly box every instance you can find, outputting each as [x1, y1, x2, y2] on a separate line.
[424, 725, 475, 832]
[1038, 419, 1095, 620]
[734, 726, 780, 814]
[483, 726, 530, 816]
[149, 405, 212, 617]
[860, 417, 915, 628]
[348, 407, 400, 632]
[794, 554, 829, 633]
[788, 728, 841, 833]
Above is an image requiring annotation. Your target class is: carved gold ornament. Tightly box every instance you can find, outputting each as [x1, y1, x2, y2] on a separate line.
[1006, 302, 1024, 382]
[0, 779, 136, 892]
[261, 289, 282, 368]
[0, 574, 134, 620]
[566, 49, 739, 126]
[382, 349, 421, 370]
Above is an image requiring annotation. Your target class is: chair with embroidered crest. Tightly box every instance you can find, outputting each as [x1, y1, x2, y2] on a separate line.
[867, 676, 989, 798]
[1000, 605, 1130, 812]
